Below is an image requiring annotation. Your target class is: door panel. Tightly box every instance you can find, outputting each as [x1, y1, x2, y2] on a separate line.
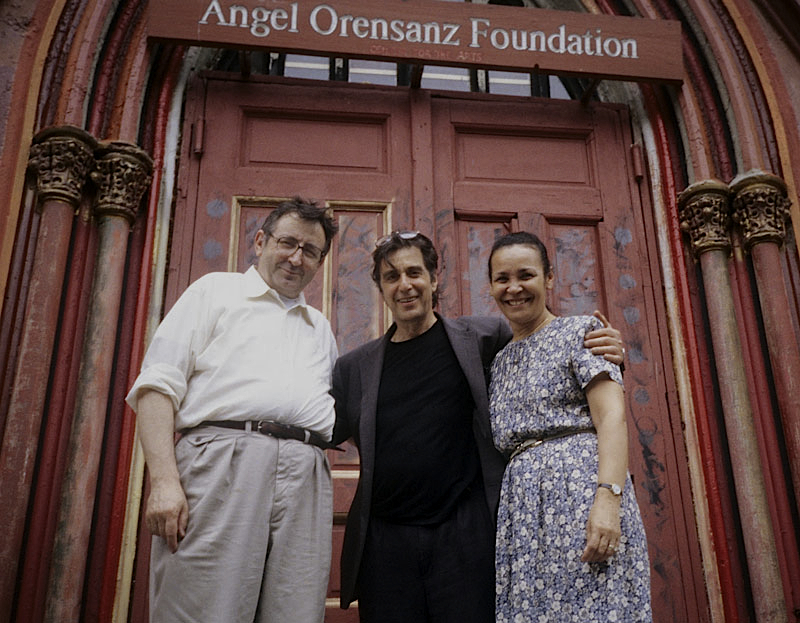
[551, 222, 604, 316]
[160, 76, 708, 622]
[456, 131, 593, 184]
[452, 213, 517, 319]
[241, 114, 387, 171]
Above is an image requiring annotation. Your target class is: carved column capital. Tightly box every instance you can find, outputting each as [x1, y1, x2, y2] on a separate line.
[730, 170, 791, 250]
[91, 142, 154, 224]
[678, 180, 732, 257]
[27, 126, 98, 209]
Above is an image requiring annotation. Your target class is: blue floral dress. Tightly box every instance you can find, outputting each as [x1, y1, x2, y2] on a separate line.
[489, 315, 651, 622]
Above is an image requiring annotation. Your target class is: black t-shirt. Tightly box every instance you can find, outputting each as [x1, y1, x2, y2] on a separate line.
[371, 319, 480, 525]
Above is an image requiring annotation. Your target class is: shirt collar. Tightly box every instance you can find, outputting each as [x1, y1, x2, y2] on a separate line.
[243, 266, 314, 323]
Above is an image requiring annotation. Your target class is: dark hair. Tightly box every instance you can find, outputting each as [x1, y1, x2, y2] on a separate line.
[487, 231, 552, 281]
[260, 196, 339, 257]
[371, 231, 440, 307]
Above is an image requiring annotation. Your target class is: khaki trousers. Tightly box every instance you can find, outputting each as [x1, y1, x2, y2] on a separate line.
[149, 427, 332, 623]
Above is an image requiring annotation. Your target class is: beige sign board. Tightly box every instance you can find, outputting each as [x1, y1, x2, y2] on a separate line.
[148, 0, 683, 83]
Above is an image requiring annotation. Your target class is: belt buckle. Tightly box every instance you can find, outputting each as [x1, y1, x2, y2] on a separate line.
[510, 437, 544, 461]
[255, 420, 270, 435]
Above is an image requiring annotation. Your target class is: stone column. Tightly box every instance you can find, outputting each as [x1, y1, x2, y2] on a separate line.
[678, 180, 787, 622]
[44, 142, 153, 623]
[0, 126, 97, 622]
[730, 170, 800, 512]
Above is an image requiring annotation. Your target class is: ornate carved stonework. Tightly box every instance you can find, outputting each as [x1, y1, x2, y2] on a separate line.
[678, 179, 732, 257]
[27, 126, 97, 208]
[730, 170, 791, 249]
[91, 142, 154, 224]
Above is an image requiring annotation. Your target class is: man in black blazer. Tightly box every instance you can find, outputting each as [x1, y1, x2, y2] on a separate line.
[331, 231, 622, 623]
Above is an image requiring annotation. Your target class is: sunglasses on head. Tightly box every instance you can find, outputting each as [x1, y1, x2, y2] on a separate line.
[374, 230, 422, 248]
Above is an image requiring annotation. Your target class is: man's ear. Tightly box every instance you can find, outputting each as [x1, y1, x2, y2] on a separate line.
[254, 229, 266, 256]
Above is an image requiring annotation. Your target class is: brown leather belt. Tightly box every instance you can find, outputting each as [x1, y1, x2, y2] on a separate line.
[509, 427, 596, 461]
[183, 420, 343, 451]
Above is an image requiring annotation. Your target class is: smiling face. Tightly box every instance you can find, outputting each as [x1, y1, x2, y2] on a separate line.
[489, 243, 555, 336]
[254, 212, 326, 299]
[379, 246, 438, 340]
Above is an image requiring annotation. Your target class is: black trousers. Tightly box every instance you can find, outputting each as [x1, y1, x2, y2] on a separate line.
[356, 484, 495, 623]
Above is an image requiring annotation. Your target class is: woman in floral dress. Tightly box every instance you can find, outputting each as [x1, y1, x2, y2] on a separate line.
[487, 231, 651, 622]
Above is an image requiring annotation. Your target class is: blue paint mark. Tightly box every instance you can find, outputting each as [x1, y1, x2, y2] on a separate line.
[623, 306, 640, 324]
[203, 239, 223, 260]
[627, 346, 645, 365]
[206, 198, 228, 219]
[615, 227, 633, 247]
[619, 274, 636, 289]
[634, 387, 650, 404]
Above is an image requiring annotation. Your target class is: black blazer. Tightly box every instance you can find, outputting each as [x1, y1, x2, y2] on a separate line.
[331, 313, 512, 608]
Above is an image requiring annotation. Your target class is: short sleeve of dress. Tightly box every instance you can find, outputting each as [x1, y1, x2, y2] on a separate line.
[571, 315, 624, 390]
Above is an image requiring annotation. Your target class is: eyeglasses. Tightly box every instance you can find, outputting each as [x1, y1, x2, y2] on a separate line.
[374, 230, 422, 248]
[267, 233, 324, 262]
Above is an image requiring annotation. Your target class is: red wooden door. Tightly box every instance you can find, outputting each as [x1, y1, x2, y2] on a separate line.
[159, 75, 708, 622]
[430, 95, 708, 622]
[170, 75, 414, 621]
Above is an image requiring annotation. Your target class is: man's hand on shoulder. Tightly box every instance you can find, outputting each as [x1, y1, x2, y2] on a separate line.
[584, 310, 625, 366]
[146, 477, 189, 553]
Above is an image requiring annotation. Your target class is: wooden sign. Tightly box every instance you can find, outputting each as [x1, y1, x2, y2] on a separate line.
[148, 0, 683, 83]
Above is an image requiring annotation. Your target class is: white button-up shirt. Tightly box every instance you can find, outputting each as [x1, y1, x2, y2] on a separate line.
[126, 266, 338, 438]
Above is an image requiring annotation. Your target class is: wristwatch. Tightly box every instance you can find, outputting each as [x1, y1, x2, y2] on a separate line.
[598, 482, 622, 496]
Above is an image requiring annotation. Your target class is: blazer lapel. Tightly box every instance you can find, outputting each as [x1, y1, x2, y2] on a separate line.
[441, 316, 492, 438]
[356, 332, 391, 474]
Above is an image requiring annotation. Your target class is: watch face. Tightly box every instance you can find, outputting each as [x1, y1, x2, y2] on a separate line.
[600, 482, 622, 495]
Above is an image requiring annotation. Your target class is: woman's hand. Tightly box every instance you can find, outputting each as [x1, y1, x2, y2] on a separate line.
[582, 489, 622, 562]
[584, 310, 625, 365]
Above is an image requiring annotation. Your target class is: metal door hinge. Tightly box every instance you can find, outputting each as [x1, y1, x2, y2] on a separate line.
[193, 118, 205, 157]
[630, 143, 644, 182]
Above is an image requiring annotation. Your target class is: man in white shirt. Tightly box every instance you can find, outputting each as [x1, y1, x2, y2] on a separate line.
[126, 198, 339, 623]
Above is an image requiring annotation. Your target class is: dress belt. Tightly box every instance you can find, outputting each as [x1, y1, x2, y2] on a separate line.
[182, 420, 343, 451]
[509, 427, 596, 461]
